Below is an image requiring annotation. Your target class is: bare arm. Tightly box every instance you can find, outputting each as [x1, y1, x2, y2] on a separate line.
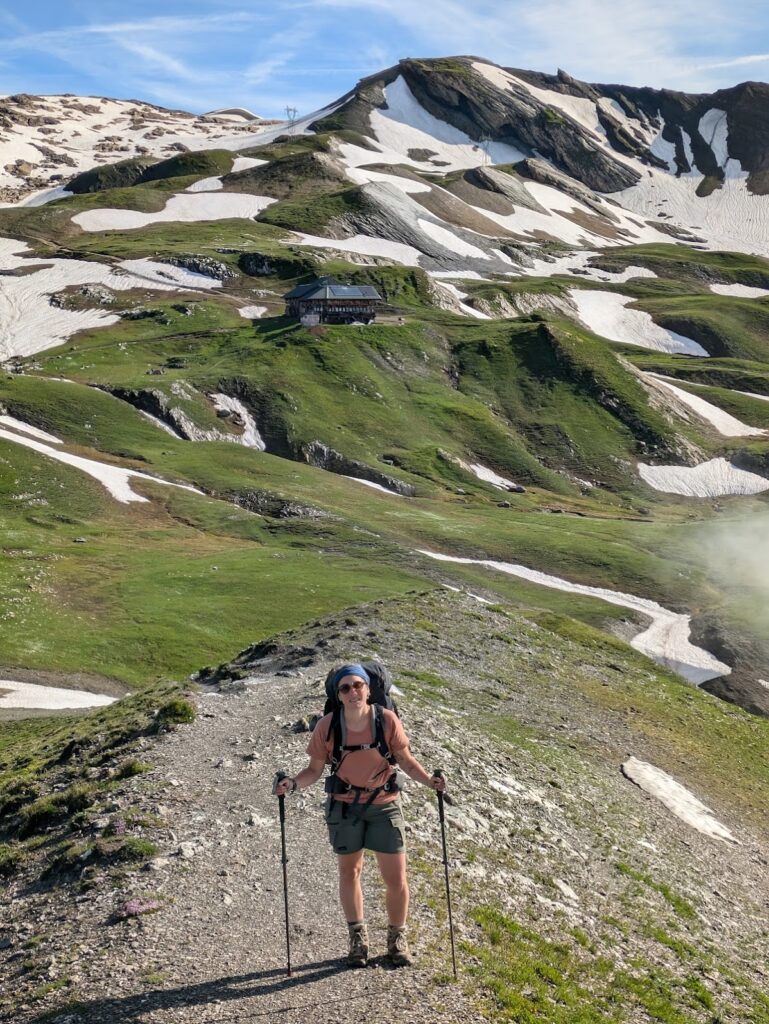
[394, 747, 445, 791]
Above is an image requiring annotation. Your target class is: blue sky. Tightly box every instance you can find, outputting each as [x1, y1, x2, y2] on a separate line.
[1, 0, 768, 117]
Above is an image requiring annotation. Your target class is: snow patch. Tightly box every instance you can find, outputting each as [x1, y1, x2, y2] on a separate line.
[622, 757, 738, 843]
[345, 165, 432, 193]
[698, 109, 744, 179]
[0, 424, 203, 504]
[709, 283, 769, 298]
[569, 289, 708, 355]
[0, 680, 116, 710]
[638, 458, 769, 497]
[116, 259, 223, 291]
[238, 305, 268, 319]
[416, 219, 490, 259]
[474, 64, 605, 141]
[342, 476, 405, 496]
[0, 414, 63, 444]
[432, 280, 490, 319]
[294, 232, 422, 267]
[186, 176, 224, 193]
[232, 157, 267, 173]
[647, 375, 765, 436]
[138, 410, 180, 437]
[209, 394, 265, 450]
[417, 549, 731, 685]
[456, 458, 520, 490]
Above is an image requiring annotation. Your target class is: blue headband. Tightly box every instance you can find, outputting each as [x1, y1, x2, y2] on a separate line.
[333, 663, 370, 689]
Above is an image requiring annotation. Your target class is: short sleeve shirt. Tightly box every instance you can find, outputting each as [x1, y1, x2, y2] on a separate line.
[307, 708, 409, 804]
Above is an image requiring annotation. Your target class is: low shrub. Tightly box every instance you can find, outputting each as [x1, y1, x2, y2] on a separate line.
[0, 843, 23, 877]
[154, 698, 196, 730]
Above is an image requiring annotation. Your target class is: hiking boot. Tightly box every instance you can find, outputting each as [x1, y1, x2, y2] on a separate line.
[347, 921, 368, 967]
[387, 924, 412, 966]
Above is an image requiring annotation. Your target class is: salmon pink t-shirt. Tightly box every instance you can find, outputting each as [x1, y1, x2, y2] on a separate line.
[307, 708, 409, 805]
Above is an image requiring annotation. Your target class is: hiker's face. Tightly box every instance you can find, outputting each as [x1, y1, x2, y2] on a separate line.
[338, 676, 368, 704]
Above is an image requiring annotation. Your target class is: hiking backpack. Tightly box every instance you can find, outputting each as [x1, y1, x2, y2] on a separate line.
[321, 661, 400, 802]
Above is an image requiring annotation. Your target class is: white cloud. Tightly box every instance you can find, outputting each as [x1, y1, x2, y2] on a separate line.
[313, 0, 768, 91]
[1, 0, 767, 114]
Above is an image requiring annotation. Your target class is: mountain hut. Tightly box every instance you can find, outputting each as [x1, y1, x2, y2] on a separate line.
[283, 276, 382, 325]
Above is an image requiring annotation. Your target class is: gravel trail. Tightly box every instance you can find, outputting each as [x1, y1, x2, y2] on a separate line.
[50, 675, 472, 1024]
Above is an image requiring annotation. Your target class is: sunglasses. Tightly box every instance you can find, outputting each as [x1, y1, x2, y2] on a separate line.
[338, 680, 367, 695]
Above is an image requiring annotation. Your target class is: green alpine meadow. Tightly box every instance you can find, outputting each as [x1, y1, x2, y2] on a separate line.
[1, 52, 769, 1023]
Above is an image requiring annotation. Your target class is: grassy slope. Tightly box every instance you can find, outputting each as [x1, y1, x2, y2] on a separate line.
[0, 165, 766, 744]
[2, 149, 769, 1020]
[1, 205, 758, 692]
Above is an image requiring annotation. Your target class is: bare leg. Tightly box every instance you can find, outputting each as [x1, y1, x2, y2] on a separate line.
[375, 851, 409, 928]
[337, 850, 365, 922]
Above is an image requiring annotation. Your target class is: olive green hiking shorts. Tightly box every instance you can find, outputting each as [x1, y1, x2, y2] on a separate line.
[324, 796, 406, 856]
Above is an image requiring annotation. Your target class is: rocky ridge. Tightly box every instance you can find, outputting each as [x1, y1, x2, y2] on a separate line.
[4, 591, 769, 1022]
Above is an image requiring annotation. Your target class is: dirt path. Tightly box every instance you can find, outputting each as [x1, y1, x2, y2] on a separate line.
[55, 676, 473, 1024]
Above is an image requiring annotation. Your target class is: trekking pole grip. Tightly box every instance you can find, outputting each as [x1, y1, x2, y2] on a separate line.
[433, 768, 446, 822]
[273, 770, 288, 824]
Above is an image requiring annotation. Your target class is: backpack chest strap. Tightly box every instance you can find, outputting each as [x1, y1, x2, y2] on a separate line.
[329, 704, 392, 771]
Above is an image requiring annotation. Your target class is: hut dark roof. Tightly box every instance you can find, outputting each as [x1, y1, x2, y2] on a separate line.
[283, 276, 382, 301]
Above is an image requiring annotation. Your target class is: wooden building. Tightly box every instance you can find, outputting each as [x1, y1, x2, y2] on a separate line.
[283, 276, 382, 324]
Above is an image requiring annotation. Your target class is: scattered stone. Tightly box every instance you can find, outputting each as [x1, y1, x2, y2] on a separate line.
[115, 898, 163, 919]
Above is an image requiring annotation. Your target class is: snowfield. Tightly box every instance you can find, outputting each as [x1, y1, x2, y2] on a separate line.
[621, 757, 737, 843]
[370, 76, 524, 172]
[72, 192, 276, 232]
[0, 237, 224, 360]
[638, 458, 769, 497]
[569, 289, 708, 355]
[618, 170, 769, 258]
[418, 550, 731, 685]
[517, 250, 658, 283]
[0, 94, 269, 197]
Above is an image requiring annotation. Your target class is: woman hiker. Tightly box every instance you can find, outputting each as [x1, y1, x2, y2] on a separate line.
[274, 663, 446, 967]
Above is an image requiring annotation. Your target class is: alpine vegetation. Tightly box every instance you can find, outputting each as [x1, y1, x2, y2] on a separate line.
[1, 53, 769, 1023]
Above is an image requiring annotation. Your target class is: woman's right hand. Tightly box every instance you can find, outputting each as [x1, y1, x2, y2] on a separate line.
[274, 776, 296, 797]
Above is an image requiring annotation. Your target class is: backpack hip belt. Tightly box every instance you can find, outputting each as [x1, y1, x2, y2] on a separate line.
[325, 771, 400, 815]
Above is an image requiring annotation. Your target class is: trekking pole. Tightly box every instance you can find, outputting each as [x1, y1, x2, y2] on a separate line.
[433, 768, 458, 980]
[272, 770, 292, 977]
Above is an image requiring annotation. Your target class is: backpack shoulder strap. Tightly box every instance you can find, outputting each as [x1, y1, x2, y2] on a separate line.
[373, 704, 396, 764]
[326, 708, 344, 771]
